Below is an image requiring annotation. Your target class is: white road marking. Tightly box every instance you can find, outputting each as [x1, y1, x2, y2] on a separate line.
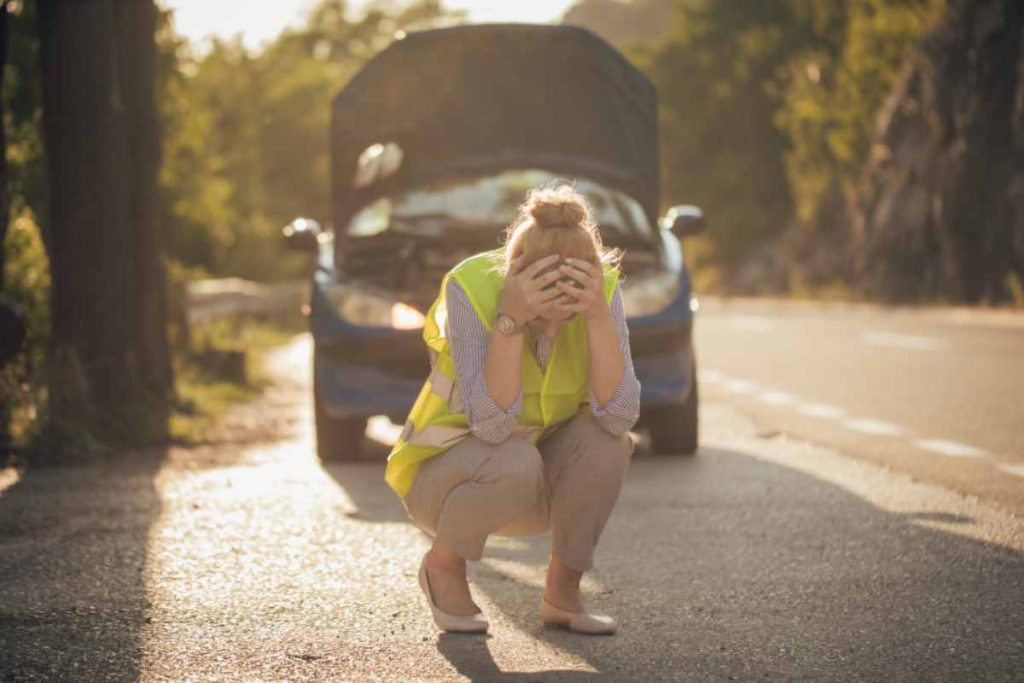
[796, 402, 846, 419]
[758, 390, 798, 406]
[698, 369, 727, 385]
[841, 418, 904, 436]
[998, 464, 1024, 478]
[730, 315, 774, 331]
[703, 372, 1000, 474]
[862, 330, 946, 352]
[724, 378, 757, 394]
[913, 439, 987, 458]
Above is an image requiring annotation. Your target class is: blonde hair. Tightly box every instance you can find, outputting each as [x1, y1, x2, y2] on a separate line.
[496, 182, 623, 277]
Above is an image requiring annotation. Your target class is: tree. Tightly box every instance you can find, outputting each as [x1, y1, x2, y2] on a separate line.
[627, 0, 807, 285]
[0, 0, 12, 453]
[571, 0, 945, 295]
[156, 0, 460, 281]
[37, 0, 172, 449]
[0, 0, 9, 289]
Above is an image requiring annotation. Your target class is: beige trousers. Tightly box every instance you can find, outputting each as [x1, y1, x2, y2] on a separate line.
[401, 407, 634, 572]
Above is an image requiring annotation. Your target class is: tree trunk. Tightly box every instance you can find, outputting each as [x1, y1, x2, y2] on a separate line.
[114, 0, 173, 401]
[0, 0, 12, 454]
[0, 0, 9, 289]
[37, 0, 170, 447]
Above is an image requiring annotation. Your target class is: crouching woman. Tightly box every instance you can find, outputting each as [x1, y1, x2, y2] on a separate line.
[384, 183, 641, 635]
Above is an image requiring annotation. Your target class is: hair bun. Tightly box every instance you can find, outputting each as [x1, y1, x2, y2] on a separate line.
[527, 188, 590, 231]
[501, 182, 623, 277]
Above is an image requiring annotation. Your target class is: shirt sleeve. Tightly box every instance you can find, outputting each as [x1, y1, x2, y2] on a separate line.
[588, 285, 642, 435]
[445, 278, 523, 444]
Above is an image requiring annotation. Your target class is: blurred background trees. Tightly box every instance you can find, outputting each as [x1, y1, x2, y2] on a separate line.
[148, 0, 1023, 303]
[567, 0, 1022, 302]
[1, 0, 1021, 458]
[155, 0, 459, 282]
[0, 0, 459, 458]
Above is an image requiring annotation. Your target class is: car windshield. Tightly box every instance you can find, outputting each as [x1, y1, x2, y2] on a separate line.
[346, 169, 654, 239]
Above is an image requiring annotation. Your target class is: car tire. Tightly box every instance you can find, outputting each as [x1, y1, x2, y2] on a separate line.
[647, 357, 699, 456]
[313, 348, 368, 462]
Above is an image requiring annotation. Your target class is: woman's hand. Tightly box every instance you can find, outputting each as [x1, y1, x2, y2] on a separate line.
[498, 254, 567, 325]
[552, 257, 610, 322]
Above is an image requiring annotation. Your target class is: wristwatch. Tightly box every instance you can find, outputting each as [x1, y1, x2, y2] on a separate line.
[495, 311, 527, 335]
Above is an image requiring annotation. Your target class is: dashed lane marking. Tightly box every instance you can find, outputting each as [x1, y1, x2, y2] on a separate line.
[724, 379, 758, 394]
[698, 369, 727, 385]
[757, 390, 798, 406]
[698, 369, 1024, 480]
[796, 402, 846, 419]
[696, 370, 1015, 479]
[913, 439, 987, 458]
[998, 464, 1024, 478]
[862, 330, 946, 352]
[840, 418, 904, 436]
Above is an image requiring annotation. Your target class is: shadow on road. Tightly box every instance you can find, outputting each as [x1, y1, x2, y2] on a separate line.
[434, 632, 616, 681]
[0, 447, 166, 681]
[324, 437, 412, 525]
[5, 327, 1020, 680]
[329, 441, 1024, 680]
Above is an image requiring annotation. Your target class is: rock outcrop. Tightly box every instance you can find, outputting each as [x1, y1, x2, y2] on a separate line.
[851, 0, 1024, 303]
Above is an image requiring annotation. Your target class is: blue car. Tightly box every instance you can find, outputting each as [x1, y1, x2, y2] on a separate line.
[283, 24, 704, 461]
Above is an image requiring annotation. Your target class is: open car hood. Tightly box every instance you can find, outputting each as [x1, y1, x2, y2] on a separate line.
[330, 24, 660, 227]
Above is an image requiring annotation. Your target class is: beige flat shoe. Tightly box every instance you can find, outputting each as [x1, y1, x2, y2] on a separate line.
[418, 556, 489, 633]
[540, 595, 617, 635]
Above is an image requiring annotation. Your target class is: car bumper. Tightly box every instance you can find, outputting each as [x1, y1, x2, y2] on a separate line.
[631, 322, 695, 408]
[314, 321, 695, 422]
[315, 348, 425, 421]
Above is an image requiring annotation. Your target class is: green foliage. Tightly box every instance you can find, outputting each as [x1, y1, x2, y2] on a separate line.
[774, 0, 941, 227]
[1, 0, 49, 459]
[155, 0, 461, 281]
[628, 0, 808, 280]
[593, 0, 943, 292]
[169, 316, 307, 444]
[0, 209, 49, 455]
[2, 0, 458, 460]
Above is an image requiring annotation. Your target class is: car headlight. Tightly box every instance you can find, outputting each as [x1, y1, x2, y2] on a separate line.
[621, 270, 681, 317]
[324, 284, 425, 329]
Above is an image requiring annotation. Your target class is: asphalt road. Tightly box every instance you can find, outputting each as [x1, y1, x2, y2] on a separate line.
[1, 332, 1023, 681]
[693, 297, 1024, 517]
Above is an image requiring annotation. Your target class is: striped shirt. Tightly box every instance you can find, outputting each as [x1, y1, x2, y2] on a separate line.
[445, 278, 642, 444]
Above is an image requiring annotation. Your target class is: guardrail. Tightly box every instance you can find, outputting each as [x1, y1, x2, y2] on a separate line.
[184, 278, 306, 326]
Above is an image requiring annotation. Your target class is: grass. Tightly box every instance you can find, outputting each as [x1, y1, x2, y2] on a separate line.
[169, 312, 306, 444]
[1, 309, 306, 466]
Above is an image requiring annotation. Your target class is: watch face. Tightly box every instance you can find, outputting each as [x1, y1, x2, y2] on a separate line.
[496, 314, 514, 334]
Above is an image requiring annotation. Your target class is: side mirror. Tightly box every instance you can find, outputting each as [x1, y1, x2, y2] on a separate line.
[282, 217, 324, 252]
[661, 205, 705, 238]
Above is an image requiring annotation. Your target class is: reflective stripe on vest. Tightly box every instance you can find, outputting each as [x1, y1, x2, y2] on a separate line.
[427, 365, 464, 413]
[401, 415, 541, 449]
[400, 363, 541, 448]
[384, 247, 621, 500]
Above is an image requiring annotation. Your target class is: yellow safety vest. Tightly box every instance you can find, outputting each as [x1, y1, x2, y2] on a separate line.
[384, 247, 620, 499]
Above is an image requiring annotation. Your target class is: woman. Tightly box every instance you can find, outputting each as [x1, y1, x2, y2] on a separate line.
[384, 183, 641, 635]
